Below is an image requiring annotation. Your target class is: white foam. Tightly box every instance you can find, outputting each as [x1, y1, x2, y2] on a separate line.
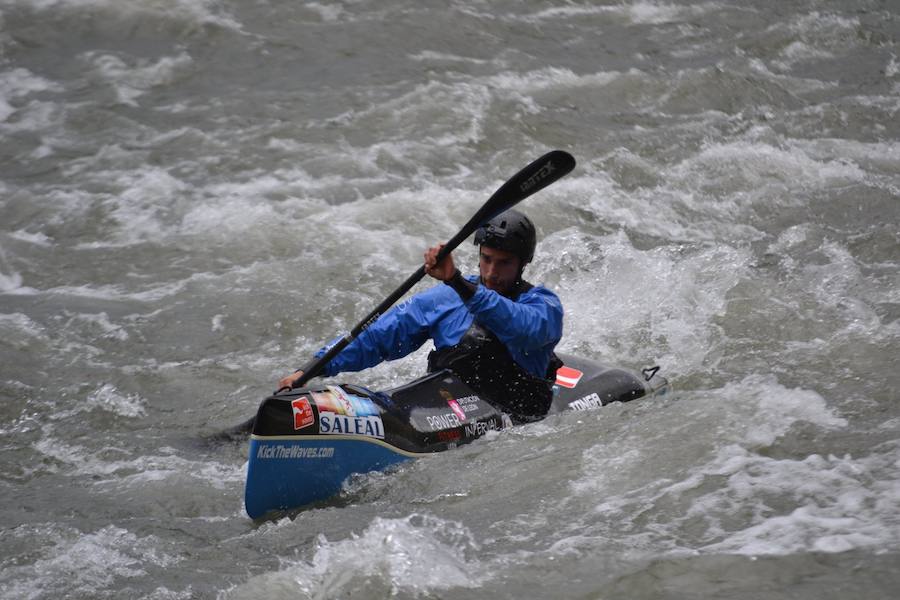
[572, 375, 845, 496]
[0, 97, 61, 137]
[0, 312, 48, 343]
[787, 137, 900, 183]
[30, 381, 146, 422]
[761, 11, 863, 71]
[0, 268, 23, 292]
[626, 1, 699, 25]
[18, 0, 244, 32]
[85, 383, 146, 417]
[488, 66, 623, 96]
[140, 587, 196, 600]
[728, 375, 848, 445]
[6, 280, 160, 301]
[775, 40, 834, 68]
[888, 54, 900, 78]
[106, 166, 189, 241]
[329, 79, 495, 147]
[779, 11, 860, 46]
[0, 67, 61, 122]
[303, 1, 344, 22]
[694, 446, 900, 555]
[68, 311, 131, 341]
[669, 138, 867, 195]
[326, 64, 629, 150]
[82, 51, 193, 106]
[8, 229, 54, 246]
[589, 135, 877, 246]
[225, 515, 484, 597]
[747, 56, 836, 91]
[409, 50, 494, 66]
[32, 435, 245, 489]
[0, 524, 177, 600]
[179, 184, 322, 238]
[80, 164, 329, 245]
[519, 1, 717, 25]
[770, 237, 898, 341]
[538, 228, 749, 372]
[564, 373, 881, 559]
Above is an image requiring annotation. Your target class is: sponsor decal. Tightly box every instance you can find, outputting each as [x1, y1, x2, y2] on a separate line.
[256, 444, 335, 459]
[310, 388, 342, 413]
[344, 390, 380, 417]
[463, 420, 500, 437]
[426, 412, 462, 431]
[569, 392, 604, 411]
[440, 388, 481, 418]
[361, 312, 381, 331]
[555, 365, 584, 389]
[310, 386, 380, 417]
[319, 411, 385, 439]
[519, 160, 556, 192]
[291, 398, 315, 430]
[436, 429, 462, 442]
[456, 396, 481, 417]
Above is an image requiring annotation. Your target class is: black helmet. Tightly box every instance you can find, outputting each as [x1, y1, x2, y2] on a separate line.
[473, 209, 537, 264]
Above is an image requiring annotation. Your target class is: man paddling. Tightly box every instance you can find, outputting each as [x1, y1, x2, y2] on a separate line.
[278, 209, 563, 423]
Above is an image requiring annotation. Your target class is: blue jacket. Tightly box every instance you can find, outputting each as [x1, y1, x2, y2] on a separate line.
[316, 276, 563, 379]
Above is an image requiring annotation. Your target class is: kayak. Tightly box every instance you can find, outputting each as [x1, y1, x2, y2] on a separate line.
[244, 354, 669, 518]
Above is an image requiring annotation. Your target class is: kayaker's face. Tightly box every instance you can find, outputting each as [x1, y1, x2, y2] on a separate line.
[479, 246, 522, 295]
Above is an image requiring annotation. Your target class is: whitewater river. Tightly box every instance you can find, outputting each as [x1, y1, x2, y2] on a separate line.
[2, 0, 899, 598]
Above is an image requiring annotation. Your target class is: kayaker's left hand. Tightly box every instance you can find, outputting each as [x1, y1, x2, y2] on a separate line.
[278, 370, 304, 391]
[424, 243, 455, 281]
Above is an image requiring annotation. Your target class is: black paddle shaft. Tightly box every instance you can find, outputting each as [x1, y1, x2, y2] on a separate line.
[290, 150, 576, 389]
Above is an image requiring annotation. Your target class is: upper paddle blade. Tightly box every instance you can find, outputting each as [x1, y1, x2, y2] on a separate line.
[488, 149, 576, 212]
[452, 150, 576, 247]
[479, 150, 575, 218]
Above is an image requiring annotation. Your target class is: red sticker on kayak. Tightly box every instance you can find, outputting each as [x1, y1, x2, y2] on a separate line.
[291, 398, 315, 430]
[555, 366, 584, 389]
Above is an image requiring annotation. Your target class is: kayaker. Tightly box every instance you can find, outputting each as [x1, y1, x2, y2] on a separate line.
[278, 209, 563, 423]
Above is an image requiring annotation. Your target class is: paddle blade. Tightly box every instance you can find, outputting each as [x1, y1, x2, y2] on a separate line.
[486, 149, 576, 215]
[447, 150, 576, 249]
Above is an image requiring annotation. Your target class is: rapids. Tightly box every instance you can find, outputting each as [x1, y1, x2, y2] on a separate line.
[1, 1, 898, 598]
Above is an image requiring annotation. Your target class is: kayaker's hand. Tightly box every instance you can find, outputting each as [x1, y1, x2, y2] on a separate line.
[278, 370, 304, 391]
[424, 243, 455, 281]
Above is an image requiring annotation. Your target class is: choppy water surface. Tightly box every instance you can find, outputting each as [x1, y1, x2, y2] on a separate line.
[1, 0, 899, 598]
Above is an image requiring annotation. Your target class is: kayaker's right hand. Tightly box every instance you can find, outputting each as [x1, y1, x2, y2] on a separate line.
[278, 370, 304, 391]
[424, 243, 455, 281]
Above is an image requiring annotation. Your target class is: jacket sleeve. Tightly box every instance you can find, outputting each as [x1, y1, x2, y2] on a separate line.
[314, 291, 435, 376]
[463, 284, 563, 352]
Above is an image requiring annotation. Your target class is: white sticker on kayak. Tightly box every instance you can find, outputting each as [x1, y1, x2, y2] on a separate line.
[569, 392, 604, 411]
[311, 386, 380, 417]
[555, 366, 584, 388]
[319, 411, 385, 439]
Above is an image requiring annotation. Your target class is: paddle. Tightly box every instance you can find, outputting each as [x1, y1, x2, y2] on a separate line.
[226, 150, 575, 437]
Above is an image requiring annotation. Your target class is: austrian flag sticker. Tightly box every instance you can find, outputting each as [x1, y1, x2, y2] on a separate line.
[555, 366, 584, 389]
[291, 397, 315, 430]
